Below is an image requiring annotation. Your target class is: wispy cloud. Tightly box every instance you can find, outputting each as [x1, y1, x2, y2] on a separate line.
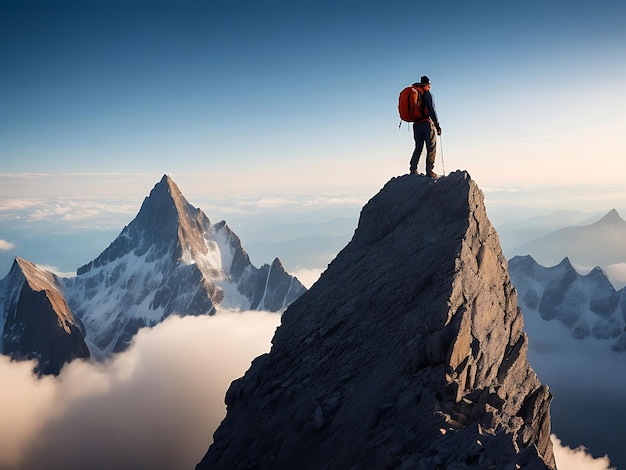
[252, 197, 301, 209]
[0, 198, 43, 211]
[604, 262, 626, 289]
[291, 267, 323, 288]
[0, 197, 138, 227]
[0, 240, 15, 251]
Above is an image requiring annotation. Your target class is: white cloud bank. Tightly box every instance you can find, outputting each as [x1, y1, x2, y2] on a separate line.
[292, 267, 324, 289]
[0, 312, 281, 470]
[552, 435, 616, 470]
[0, 313, 616, 470]
[604, 262, 626, 290]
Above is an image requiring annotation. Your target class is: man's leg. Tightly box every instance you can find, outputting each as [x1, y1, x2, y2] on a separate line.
[410, 122, 426, 174]
[425, 123, 438, 177]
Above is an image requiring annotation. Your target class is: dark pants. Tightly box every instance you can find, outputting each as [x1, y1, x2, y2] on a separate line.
[410, 120, 437, 174]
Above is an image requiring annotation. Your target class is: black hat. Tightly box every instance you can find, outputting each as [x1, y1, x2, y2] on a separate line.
[420, 75, 431, 85]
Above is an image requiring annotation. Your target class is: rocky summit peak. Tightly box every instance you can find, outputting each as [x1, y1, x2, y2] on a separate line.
[136, 173, 205, 243]
[2, 257, 89, 375]
[150, 174, 189, 215]
[77, 174, 208, 274]
[197, 171, 556, 469]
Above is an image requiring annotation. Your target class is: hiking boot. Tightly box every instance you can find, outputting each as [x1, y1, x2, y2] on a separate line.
[426, 170, 438, 178]
[409, 170, 419, 175]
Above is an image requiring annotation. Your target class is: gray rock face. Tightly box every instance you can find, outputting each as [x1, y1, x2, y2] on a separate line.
[509, 254, 626, 349]
[1, 258, 90, 375]
[197, 171, 556, 470]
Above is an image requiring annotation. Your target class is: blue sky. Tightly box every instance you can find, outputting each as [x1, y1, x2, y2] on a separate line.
[1, 0, 626, 274]
[2, 0, 625, 193]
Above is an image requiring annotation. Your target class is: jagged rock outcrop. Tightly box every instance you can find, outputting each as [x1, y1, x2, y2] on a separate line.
[197, 171, 556, 469]
[0, 257, 90, 375]
[509, 254, 626, 349]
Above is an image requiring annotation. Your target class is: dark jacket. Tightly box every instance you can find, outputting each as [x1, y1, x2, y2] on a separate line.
[411, 82, 440, 131]
[421, 90, 440, 131]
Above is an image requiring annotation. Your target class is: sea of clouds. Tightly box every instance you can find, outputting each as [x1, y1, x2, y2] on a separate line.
[0, 312, 616, 469]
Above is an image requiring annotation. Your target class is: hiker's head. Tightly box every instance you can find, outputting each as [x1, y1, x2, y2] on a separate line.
[420, 75, 431, 90]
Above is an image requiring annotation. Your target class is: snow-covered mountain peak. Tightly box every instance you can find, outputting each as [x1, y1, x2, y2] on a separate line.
[61, 175, 306, 355]
[77, 174, 213, 275]
[1, 175, 306, 369]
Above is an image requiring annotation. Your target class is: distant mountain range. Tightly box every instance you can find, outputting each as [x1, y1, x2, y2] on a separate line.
[511, 209, 626, 268]
[0, 175, 306, 374]
[509, 255, 626, 351]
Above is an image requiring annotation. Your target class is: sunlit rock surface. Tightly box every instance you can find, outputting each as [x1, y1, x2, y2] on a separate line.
[1, 257, 90, 375]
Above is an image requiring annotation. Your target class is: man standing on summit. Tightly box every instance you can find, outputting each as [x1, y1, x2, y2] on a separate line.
[408, 76, 442, 178]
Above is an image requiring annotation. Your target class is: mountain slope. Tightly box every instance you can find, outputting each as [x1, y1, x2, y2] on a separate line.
[197, 171, 556, 469]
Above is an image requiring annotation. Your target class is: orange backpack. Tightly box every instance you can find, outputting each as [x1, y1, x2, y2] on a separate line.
[398, 85, 429, 123]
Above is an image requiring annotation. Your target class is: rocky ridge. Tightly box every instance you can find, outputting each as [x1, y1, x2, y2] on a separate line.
[197, 171, 556, 469]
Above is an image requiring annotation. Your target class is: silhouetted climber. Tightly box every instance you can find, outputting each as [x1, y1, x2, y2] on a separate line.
[399, 76, 442, 178]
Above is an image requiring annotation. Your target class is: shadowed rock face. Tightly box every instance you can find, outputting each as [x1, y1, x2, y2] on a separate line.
[197, 171, 556, 470]
[1, 258, 90, 375]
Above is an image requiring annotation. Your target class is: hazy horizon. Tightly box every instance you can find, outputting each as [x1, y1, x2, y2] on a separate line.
[2, 172, 626, 282]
